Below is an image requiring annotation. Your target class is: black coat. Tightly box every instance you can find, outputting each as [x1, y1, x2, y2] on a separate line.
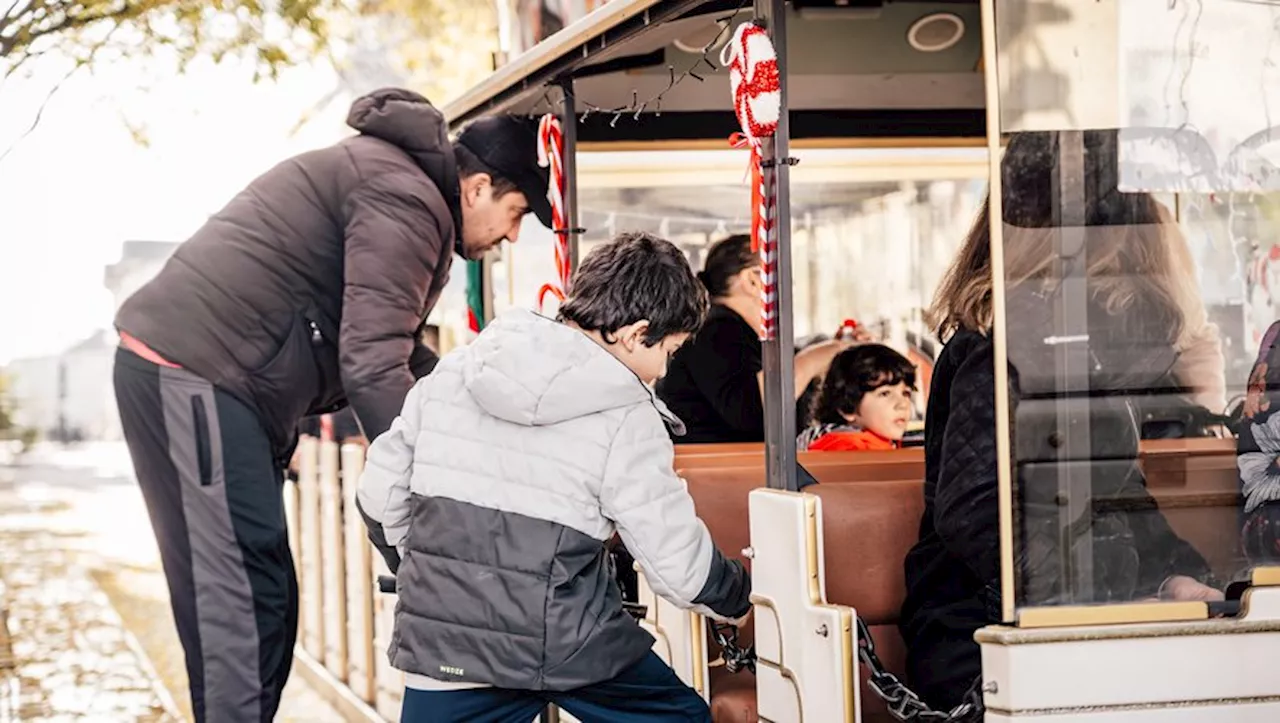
[900, 294, 1211, 709]
[656, 304, 817, 443]
[657, 304, 765, 444]
[116, 89, 457, 458]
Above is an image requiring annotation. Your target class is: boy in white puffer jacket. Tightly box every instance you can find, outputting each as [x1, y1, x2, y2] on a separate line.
[358, 232, 751, 722]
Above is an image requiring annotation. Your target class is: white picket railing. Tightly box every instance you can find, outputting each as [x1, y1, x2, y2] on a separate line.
[289, 437, 403, 722]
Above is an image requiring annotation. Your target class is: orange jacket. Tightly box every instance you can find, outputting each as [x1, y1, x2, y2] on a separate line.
[806, 427, 899, 452]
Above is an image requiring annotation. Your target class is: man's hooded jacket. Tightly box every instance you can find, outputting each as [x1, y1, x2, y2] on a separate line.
[116, 88, 459, 456]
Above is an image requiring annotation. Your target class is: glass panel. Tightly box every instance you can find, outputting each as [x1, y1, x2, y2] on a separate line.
[790, 178, 986, 351]
[992, 0, 1280, 614]
[1115, 2, 1280, 193]
[994, 0, 1122, 132]
[571, 147, 986, 422]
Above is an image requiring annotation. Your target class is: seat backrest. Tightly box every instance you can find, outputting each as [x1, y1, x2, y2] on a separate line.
[672, 443, 764, 473]
[812, 480, 925, 719]
[811, 480, 925, 625]
[685, 467, 760, 572]
[675, 442, 764, 458]
[1138, 440, 1242, 583]
[803, 449, 924, 480]
[676, 452, 766, 470]
[680, 451, 922, 488]
[675, 447, 926, 474]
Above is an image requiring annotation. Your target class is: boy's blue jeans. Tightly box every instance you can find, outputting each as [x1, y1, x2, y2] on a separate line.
[400, 651, 711, 722]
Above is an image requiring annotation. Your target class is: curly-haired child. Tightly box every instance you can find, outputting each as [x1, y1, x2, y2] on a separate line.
[797, 343, 916, 452]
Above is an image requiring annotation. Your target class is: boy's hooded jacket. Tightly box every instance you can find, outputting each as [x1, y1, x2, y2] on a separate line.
[358, 309, 751, 690]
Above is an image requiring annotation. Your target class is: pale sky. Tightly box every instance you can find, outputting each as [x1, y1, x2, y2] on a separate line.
[0, 51, 355, 364]
[4, 1, 1276, 366]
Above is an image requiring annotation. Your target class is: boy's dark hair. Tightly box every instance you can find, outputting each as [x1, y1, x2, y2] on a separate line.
[453, 144, 520, 198]
[813, 344, 917, 426]
[697, 234, 758, 297]
[559, 231, 709, 345]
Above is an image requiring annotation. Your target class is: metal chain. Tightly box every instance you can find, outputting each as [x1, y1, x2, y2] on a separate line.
[710, 622, 756, 675]
[708, 618, 982, 723]
[857, 617, 983, 723]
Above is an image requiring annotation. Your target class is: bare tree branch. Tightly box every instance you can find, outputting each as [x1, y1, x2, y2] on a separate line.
[0, 18, 119, 165]
[1, 0, 336, 78]
[0, 0, 48, 49]
[0, 60, 75, 166]
[1, 0, 491, 145]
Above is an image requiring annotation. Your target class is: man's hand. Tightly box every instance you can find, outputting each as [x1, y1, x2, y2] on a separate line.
[1160, 575, 1225, 602]
[846, 328, 873, 343]
[834, 320, 873, 343]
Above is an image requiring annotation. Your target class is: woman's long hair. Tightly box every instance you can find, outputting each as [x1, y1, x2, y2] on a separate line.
[927, 131, 1205, 348]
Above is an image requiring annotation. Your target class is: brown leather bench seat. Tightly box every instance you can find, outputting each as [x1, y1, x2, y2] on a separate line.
[684, 458, 925, 723]
[682, 439, 1243, 723]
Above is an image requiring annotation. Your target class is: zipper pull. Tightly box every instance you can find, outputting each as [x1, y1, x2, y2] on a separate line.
[309, 320, 323, 345]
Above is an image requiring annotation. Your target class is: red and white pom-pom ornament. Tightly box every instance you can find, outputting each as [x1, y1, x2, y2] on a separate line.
[721, 22, 781, 144]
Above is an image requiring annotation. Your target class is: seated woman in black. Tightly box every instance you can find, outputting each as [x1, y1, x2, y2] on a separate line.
[900, 130, 1225, 712]
[656, 234, 853, 443]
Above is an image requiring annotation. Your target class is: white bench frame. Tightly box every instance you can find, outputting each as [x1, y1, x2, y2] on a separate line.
[634, 566, 712, 703]
[749, 488, 859, 723]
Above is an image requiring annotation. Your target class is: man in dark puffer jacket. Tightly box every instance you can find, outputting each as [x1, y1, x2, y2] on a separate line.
[112, 87, 550, 722]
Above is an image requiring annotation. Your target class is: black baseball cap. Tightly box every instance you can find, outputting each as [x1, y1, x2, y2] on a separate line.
[455, 115, 553, 229]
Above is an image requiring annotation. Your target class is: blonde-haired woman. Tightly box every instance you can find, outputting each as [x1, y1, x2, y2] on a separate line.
[899, 130, 1224, 714]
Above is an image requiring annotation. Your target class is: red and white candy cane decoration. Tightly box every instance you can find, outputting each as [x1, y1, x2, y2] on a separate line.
[536, 113, 570, 312]
[722, 21, 781, 339]
[728, 132, 774, 336]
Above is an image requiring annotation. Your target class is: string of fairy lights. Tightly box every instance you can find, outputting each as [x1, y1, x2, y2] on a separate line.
[530, 0, 751, 127]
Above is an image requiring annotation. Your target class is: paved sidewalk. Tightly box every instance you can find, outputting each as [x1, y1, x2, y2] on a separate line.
[0, 444, 347, 723]
[0, 494, 178, 722]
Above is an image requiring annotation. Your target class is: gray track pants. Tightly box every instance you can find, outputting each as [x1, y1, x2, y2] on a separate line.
[114, 346, 298, 722]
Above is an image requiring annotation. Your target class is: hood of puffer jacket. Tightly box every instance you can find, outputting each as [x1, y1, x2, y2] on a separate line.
[461, 309, 685, 431]
[347, 88, 462, 236]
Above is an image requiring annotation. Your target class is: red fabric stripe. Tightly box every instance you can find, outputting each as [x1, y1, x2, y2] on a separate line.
[119, 331, 182, 369]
